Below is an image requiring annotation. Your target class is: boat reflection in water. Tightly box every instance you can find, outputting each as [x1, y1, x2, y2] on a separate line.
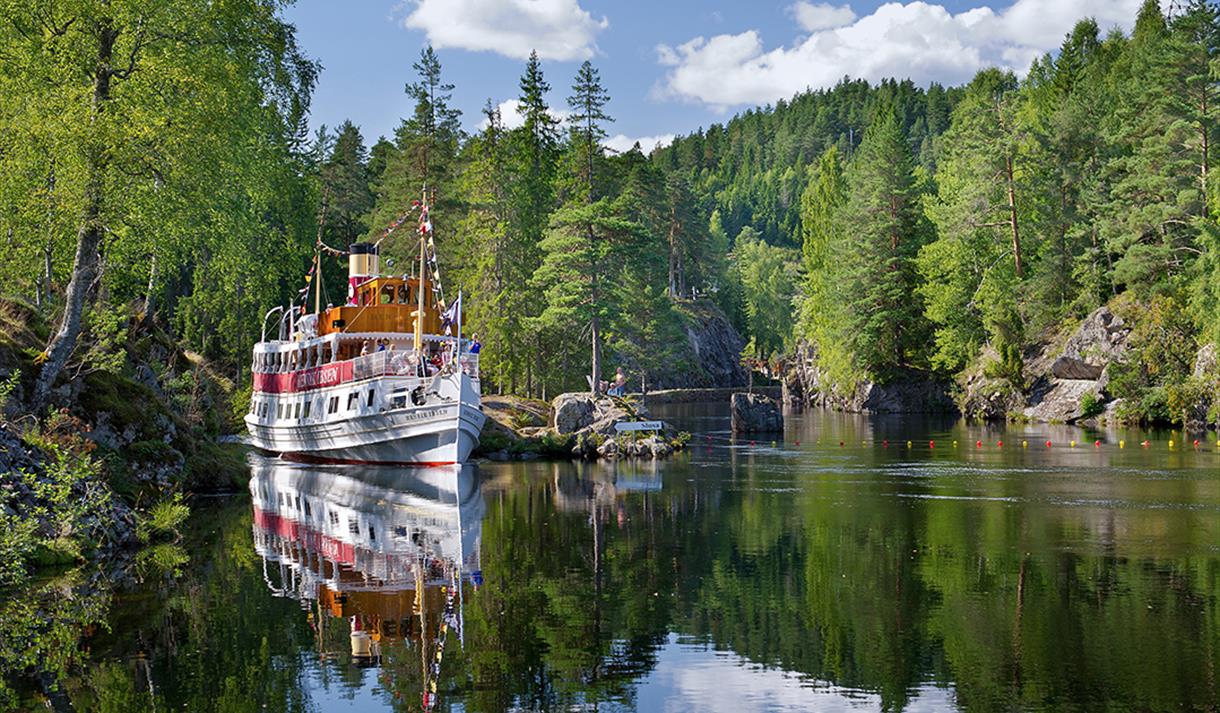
[248, 457, 483, 708]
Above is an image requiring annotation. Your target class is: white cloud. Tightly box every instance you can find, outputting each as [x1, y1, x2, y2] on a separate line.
[403, 0, 607, 61]
[790, 2, 856, 32]
[634, 635, 958, 713]
[656, 0, 1154, 109]
[604, 133, 676, 154]
[478, 98, 572, 131]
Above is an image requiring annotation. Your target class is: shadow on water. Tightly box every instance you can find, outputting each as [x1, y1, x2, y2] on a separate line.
[2, 404, 1219, 711]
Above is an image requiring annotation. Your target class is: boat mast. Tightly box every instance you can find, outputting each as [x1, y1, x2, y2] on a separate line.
[314, 248, 322, 316]
[415, 186, 428, 354]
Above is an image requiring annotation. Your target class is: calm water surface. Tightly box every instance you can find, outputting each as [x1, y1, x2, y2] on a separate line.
[14, 404, 1220, 711]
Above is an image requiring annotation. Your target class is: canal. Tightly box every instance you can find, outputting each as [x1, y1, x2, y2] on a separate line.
[4, 403, 1218, 711]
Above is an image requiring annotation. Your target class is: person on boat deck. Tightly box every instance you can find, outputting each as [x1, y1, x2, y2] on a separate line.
[469, 333, 481, 354]
[377, 340, 387, 352]
[608, 367, 627, 396]
[360, 340, 370, 356]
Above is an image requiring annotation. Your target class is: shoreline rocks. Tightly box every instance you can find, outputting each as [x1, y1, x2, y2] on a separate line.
[783, 342, 957, 415]
[730, 392, 783, 433]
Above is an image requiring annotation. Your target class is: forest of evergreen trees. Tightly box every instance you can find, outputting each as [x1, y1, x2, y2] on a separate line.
[2, 0, 1219, 423]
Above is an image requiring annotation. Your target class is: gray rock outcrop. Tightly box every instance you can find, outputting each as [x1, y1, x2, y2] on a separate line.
[731, 392, 783, 433]
[1020, 306, 1131, 423]
[552, 393, 596, 434]
[784, 342, 957, 414]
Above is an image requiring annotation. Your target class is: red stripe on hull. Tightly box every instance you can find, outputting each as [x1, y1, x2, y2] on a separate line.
[253, 361, 355, 394]
[278, 450, 456, 468]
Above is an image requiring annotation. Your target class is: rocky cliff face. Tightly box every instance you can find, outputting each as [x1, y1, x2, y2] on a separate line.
[640, 301, 747, 390]
[783, 341, 957, 414]
[954, 306, 1219, 431]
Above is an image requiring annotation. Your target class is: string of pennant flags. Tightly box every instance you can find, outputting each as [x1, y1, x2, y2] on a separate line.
[298, 195, 456, 318]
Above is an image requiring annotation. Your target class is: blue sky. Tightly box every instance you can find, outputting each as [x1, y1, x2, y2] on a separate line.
[283, 1, 1152, 153]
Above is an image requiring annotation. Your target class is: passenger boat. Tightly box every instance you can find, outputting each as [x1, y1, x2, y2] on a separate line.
[244, 198, 485, 465]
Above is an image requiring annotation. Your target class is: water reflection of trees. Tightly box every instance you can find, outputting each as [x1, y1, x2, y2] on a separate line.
[6, 451, 1217, 711]
[466, 457, 1219, 712]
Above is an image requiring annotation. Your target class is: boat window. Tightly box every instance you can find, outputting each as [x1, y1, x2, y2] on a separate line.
[329, 511, 338, 526]
[394, 526, 408, 538]
[397, 284, 409, 304]
[348, 517, 359, 535]
[328, 396, 339, 414]
[303, 401, 312, 419]
[366, 389, 374, 407]
[347, 392, 358, 410]
[294, 402, 301, 419]
[368, 525, 376, 541]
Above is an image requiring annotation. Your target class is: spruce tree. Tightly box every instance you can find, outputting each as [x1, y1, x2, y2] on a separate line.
[321, 120, 373, 246]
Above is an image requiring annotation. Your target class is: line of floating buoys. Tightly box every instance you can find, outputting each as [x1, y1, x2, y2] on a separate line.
[723, 436, 1217, 451]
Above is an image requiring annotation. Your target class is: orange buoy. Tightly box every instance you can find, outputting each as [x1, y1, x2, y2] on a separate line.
[997, 440, 1003, 447]
[1094, 440, 1100, 448]
[1045, 440, 1052, 448]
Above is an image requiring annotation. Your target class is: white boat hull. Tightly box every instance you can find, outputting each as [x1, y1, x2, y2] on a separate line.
[245, 373, 486, 466]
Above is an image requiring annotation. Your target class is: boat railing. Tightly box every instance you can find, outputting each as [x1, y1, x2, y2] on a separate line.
[348, 350, 479, 381]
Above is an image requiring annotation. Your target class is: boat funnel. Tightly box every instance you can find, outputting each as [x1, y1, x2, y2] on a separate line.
[348, 242, 380, 280]
[347, 243, 379, 304]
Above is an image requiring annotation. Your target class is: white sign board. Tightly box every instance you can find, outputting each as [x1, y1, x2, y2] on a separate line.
[615, 420, 663, 433]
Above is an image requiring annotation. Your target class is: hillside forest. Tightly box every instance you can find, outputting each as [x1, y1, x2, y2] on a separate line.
[2, 0, 1220, 428]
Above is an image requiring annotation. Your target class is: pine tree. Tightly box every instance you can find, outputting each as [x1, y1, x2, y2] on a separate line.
[500, 52, 560, 394]
[369, 47, 463, 262]
[838, 107, 931, 378]
[548, 60, 613, 392]
[532, 200, 646, 392]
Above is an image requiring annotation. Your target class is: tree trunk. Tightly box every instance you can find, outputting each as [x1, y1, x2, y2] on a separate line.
[34, 21, 117, 409]
[590, 315, 601, 395]
[1005, 154, 1024, 279]
[144, 251, 158, 316]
